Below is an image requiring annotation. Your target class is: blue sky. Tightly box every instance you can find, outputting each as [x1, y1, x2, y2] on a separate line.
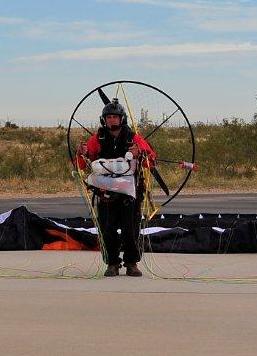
[0, 0, 257, 126]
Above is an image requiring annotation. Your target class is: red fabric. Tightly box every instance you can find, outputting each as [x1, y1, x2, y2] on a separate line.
[85, 134, 101, 162]
[42, 229, 86, 250]
[76, 132, 156, 169]
[133, 134, 156, 168]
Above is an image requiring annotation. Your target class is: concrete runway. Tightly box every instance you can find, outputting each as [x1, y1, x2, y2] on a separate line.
[1, 194, 257, 355]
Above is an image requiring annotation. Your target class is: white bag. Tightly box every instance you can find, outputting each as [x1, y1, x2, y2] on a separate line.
[87, 174, 136, 198]
[91, 157, 136, 176]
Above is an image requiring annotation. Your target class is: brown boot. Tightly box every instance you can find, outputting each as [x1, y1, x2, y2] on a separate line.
[104, 265, 120, 277]
[125, 263, 142, 277]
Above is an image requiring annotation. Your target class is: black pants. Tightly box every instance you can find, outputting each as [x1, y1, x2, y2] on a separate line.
[97, 194, 142, 265]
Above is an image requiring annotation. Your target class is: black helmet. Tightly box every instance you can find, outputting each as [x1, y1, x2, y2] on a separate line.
[100, 98, 127, 126]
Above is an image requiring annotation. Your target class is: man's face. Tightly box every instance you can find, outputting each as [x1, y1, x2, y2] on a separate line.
[105, 114, 121, 130]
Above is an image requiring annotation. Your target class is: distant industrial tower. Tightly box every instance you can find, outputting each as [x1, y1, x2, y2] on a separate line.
[139, 107, 149, 127]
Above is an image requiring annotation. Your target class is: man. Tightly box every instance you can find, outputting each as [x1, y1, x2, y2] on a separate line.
[77, 98, 156, 277]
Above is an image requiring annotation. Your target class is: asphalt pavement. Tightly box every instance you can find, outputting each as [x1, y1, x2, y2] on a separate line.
[0, 192, 257, 217]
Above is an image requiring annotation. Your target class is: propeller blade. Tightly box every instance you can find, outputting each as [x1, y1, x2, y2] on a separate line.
[98, 88, 111, 105]
[150, 167, 169, 196]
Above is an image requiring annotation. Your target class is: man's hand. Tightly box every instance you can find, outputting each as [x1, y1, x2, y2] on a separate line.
[77, 143, 88, 157]
[128, 143, 140, 158]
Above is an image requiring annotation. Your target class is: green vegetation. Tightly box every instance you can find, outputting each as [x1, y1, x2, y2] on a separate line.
[145, 118, 257, 190]
[0, 118, 256, 194]
[0, 126, 73, 193]
[0, 126, 70, 180]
